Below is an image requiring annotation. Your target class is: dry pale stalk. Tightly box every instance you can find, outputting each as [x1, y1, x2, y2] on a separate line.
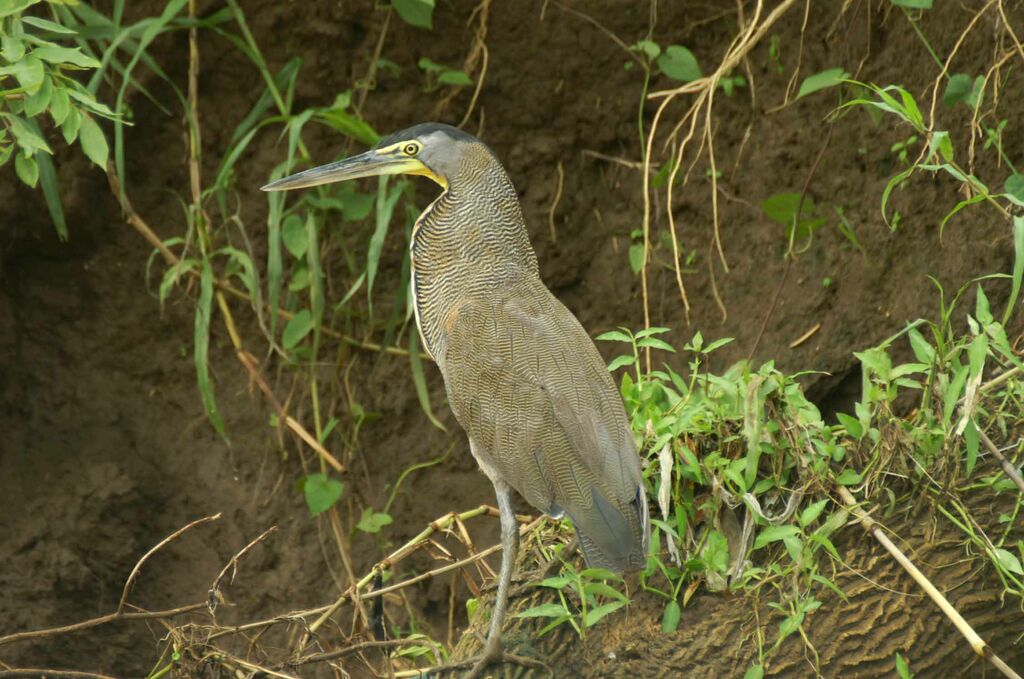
[836, 485, 1021, 679]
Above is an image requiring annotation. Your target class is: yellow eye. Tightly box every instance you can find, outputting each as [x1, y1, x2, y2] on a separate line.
[403, 142, 420, 156]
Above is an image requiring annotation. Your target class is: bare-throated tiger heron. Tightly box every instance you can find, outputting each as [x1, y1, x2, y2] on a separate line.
[263, 123, 650, 675]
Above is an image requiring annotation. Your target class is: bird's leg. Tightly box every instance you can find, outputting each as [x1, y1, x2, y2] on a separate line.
[466, 479, 518, 675]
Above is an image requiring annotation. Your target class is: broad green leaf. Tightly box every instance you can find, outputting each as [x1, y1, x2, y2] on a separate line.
[1, 34, 25, 62]
[0, 0, 39, 19]
[303, 473, 343, 515]
[661, 600, 681, 632]
[282, 309, 314, 349]
[991, 547, 1024, 575]
[1004, 173, 1024, 207]
[607, 354, 636, 372]
[637, 337, 676, 352]
[743, 665, 765, 679]
[761, 192, 813, 224]
[8, 53, 43, 92]
[356, 507, 393, 533]
[24, 73, 51, 117]
[583, 600, 626, 627]
[632, 39, 661, 61]
[35, 148, 66, 239]
[48, 84, 69, 125]
[799, 499, 829, 527]
[596, 330, 633, 343]
[14, 151, 37, 187]
[78, 114, 109, 168]
[61, 106, 81, 144]
[836, 412, 863, 439]
[895, 653, 913, 679]
[704, 529, 730, 572]
[30, 44, 100, 68]
[753, 525, 800, 550]
[281, 214, 308, 258]
[393, 0, 434, 29]
[635, 326, 671, 338]
[942, 73, 972, 106]
[657, 45, 701, 82]
[21, 16, 77, 34]
[835, 469, 862, 486]
[628, 242, 645, 273]
[438, 70, 472, 86]
[796, 68, 849, 99]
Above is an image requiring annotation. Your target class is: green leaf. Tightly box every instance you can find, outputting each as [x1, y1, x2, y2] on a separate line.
[35, 149, 66, 239]
[1004, 173, 1024, 207]
[23, 72, 51, 116]
[799, 499, 829, 528]
[661, 600, 681, 632]
[607, 354, 636, 372]
[634, 326, 671, 338]
[753, 525, 800, 550]
[890, 0, 932, 8]
[628, 242, 645, 273]
[637, 337, 676, 352]
[30, 44, 100, 68]
[596, 330, 633, 343]
[514, 603, 568, 619]
[61, 106, 81, 145]
[963, 418, 979, 476]
[583, 600, 626, 627]
[836, 412, 863, 439]
[438, 70, 472, 86]
[761, 192, 813, 224]
[8, 53, 44, 92]
[48, 85, 69, 125]
[743, 665, 765, 679]
[195, 260, 225, 435]
[282, 309, 314, 349]
[7, 112, 51, 153]
[303, 473, 344, 515]
[393, 0, 434, 29]
[78, 115, 108, 168]
[281, 214, 308, 258]
[657, 45, 701, 82]
[704, 529, 730, 573]
[835, 469, 862, 486]
[942, 73, 972, 106]
[991, 547, 1024, 575]
[2, 34, 25, 62]
[895, 653, 913, 679]
[1005, 216, 1023, 325]
[356, 507, 393, 533]
[631, 39, 661, 61]
[21, 16, 77, 34]
[796, 68, 849, 99]
[14, 151, 38, 187]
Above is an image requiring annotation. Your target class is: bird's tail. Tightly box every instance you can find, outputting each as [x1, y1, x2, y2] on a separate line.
[570, 483, 650, 573]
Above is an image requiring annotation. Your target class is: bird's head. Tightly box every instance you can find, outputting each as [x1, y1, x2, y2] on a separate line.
[261, 122, 488, 193]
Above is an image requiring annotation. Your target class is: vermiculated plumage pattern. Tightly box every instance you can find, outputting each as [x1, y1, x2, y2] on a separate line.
[411, 142, 649, 572]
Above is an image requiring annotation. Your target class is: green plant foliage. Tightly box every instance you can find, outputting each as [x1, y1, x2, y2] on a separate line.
[657, 45, 701, 82]
[942, 73, 983, 108]
[392, 0, 434, 29]
[796, 68, 849, 99]
[890, 0, 932, 8]
[0, 0, 115, 237]
[417, 57, 472, 91]
[301, 473, 344, 515]
[356, 507, 394, 533]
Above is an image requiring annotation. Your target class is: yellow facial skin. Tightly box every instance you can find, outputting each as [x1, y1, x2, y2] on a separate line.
[261, 138, 447, 192]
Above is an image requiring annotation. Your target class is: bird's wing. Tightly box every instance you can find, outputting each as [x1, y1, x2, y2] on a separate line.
[441, 282, 647, 571]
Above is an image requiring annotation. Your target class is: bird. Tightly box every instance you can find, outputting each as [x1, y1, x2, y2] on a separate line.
[263, 122, 649, 676]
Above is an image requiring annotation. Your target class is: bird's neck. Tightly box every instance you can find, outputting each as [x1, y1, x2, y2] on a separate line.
[410, 166, 539, 361]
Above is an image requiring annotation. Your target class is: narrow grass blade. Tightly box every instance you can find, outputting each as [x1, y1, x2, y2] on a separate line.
[409, 332, 445, 432]
[1003, 216, 1023, 325]
[196, 259, 226, 436]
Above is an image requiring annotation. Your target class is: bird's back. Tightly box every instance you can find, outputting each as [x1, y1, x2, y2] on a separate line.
[440, 277, 649, 572]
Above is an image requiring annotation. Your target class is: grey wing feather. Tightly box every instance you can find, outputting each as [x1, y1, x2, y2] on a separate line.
[441, 282, 649, 572]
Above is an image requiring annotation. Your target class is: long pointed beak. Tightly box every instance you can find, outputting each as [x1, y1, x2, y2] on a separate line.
[261, 150, 417, 191]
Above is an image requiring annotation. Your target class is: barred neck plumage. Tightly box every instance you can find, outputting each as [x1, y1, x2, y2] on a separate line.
[410, 145, 539, 363]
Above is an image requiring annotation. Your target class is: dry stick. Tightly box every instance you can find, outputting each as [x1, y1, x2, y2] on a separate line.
[978, 429, 1024, 494]
[287, 638, 437, 667]
[0, 602, 207, 648]
[118, 513, 222, 614]
[836, 486, 1022, 679]
[547, 161, 564, 243]
[236, 350, 345, 472]
[209, 525, 279, 613]
[457, 0, 492, 128]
